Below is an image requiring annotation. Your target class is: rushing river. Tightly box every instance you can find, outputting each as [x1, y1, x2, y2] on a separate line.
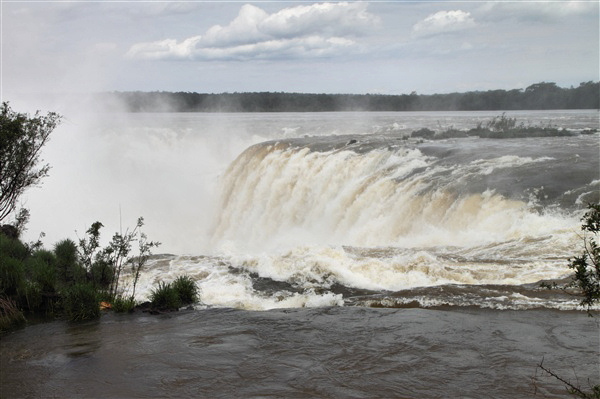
[3, 110, 599, 397]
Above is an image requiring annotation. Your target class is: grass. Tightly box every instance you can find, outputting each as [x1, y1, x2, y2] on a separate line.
[150, 282, 182, 311]
[62, 283, 100, 321]
[150, 276, 199, 311]
[410, 113, 596, 140]
[0, 296, 26, 332]
[171, 275, 199, 305]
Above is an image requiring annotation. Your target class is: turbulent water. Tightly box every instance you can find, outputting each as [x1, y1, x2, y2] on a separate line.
[91, 110, 599, 312]
[5, 110, 599, 397]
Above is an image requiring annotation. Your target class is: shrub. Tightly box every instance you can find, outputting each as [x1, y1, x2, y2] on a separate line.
[0, 102, 61, 223]
[89, 259, 114, 290]
[411, 128, 435, 139]
[172, 275, 198, 305]
[150, 282, 181, 311]
[0, 232, 29, 261]
[568, 203, 600, 311]
[112, 296, 135, 313]
[0, 255, 25, 298]
[62, 283, 100, 321]
[54, 239, 85, 284]
[0, 296, 26, 332]
[26, 250, 57, 293]
[21, 281, 43, 312]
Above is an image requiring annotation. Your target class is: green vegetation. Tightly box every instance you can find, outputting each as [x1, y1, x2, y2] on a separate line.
[568, 203, 600, 313]
[0, 102, 62, 223]
[0, 102, 199, 332]
[98, 81, 599, 112]
[537, 203, 600, 398]
[150, 276, 198, 311]
[409, 113, 592, 140]
[0, 297, 25, 331]
[150, 282, 182, 311]
[0, 219, 202, 329]
[62, 282, 100, 322]
[541, 203, 600, 313]
[171, 275, 199, 305]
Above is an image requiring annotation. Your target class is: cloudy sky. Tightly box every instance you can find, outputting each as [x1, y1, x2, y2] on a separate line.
[2, 1, 599, 99]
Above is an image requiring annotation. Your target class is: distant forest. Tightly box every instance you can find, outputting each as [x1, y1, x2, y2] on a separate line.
[100, 81, 599, 112]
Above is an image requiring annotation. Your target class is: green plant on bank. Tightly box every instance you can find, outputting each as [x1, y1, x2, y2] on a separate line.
[0, 102, 172, 329]
[62, 282, 100, 322]
[171, 275, 199, 304]
[150, 276, 199, 311]
[77, 218, 160, 310]
[0, 217, 163, 329]
[536, 203, 600, 398]
[111, 295, 136, 313]
[569, 203, 600, 311]
[0, 102, 62, 223]
[150, 282, 182, 311]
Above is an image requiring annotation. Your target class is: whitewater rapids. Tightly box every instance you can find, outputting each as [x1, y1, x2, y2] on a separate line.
[132, 130, 598, 311]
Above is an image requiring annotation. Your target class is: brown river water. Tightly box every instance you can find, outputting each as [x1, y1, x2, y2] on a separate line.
[5, 110, 599, 397]
[1, 307, 598, 398]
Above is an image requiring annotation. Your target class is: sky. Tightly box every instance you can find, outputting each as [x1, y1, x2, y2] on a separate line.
[1, 0, 599, 101]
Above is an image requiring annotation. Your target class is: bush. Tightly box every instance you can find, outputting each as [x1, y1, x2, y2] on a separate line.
[54, 239, 85, 284]
[112, 296, 135, 313]
[172, 275, 198, 305]
[89, 259, 114, 290]
[0, 296, 26, 332]
[569, 203, 600, 311]
[0, 102, 61, 223]
[0, 233, 29, 261]
[411, 128, 435, 139]
[26, 250, 57, 293]
[62, 283, 100, 321]
[150, 282, 182, 311]
[0, 255, 25, 298]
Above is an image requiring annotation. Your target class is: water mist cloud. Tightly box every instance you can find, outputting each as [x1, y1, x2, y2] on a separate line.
[126, 2, 379, 61]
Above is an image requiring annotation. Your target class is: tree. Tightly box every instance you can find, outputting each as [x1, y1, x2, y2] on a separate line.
[0, 102, 62, 223]
[569, 203, 600, 312]
[537, 203, 600, 398]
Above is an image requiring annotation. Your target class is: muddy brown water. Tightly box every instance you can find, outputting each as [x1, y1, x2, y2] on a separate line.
[1, 307, 598, 398]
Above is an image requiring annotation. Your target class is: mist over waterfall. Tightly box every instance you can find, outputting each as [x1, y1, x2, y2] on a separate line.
[21, 110, 600, 309]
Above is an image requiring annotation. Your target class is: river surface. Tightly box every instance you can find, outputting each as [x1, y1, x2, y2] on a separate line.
[1, 307, 599, 398]
[4, 110, 600, 397]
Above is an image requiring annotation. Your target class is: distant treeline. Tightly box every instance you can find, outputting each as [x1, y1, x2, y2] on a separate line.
[100, 81, 599, 112]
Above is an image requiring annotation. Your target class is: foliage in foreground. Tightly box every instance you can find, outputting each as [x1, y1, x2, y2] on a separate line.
[150, 276, 199, 311]
[568, 203, 600, 311]
[0, 102, 62, 223]
[537, 203, 600, 398]
[0, 217, 163, 329]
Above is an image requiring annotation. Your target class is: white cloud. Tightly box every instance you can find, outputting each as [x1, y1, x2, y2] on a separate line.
[478, 1, 597, 22]
[126, 2, 379, 61]
[412, 10, 476, 38]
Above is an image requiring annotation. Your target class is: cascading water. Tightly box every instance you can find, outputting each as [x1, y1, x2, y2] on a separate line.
[21, 110, 600, 310]
[198, 133, 596, 301]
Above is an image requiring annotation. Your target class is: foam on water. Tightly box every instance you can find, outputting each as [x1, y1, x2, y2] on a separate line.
[18, 111, 598, 311]
[190, 135, 592, 309]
